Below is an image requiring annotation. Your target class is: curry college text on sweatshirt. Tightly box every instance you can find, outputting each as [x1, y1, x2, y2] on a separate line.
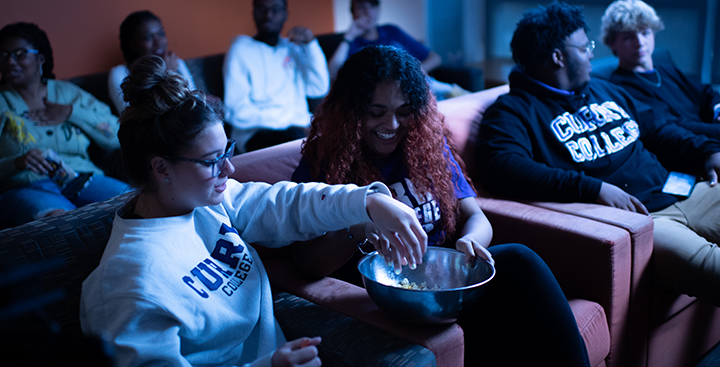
[81, 180, 389, 367]
[476, 69, 720, 212]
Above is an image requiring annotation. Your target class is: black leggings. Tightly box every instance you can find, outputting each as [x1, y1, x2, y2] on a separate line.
[460, 243, 591, 366]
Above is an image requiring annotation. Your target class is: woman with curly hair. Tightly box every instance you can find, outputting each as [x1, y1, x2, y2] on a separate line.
[81, 54, 427, 367]
[292, 45, 591, 366]
[0, 22, 128, 227]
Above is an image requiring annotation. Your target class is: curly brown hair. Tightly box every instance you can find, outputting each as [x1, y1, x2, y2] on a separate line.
[302, 45, 473, 242]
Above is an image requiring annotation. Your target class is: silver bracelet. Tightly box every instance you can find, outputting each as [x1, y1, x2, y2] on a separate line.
[346, 227, 373, 254]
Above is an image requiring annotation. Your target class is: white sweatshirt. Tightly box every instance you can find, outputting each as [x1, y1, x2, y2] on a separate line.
[222, 36, 329, 133]
[81, 180, 389, 367]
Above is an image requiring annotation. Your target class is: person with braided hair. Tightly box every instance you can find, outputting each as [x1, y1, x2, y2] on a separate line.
[0, 22, 128, 227]
[291, 45, 591, 366]
[80, 54, 427, 367]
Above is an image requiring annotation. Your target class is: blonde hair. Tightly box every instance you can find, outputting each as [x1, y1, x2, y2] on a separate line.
[601, 0, 664, 46]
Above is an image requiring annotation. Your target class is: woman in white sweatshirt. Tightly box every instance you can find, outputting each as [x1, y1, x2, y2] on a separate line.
[80, 55, 426, 367]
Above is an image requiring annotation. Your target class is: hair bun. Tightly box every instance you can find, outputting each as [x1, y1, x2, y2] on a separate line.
[121, 55, 191, 114]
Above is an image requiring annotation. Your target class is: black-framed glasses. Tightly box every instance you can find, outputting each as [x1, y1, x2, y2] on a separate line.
[163, 139, 236, 177]
[0, 48, 39, 63]
[566, 40, 595, 54]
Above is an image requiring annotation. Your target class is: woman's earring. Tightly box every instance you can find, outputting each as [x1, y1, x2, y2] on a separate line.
[163, 178, 171, 184]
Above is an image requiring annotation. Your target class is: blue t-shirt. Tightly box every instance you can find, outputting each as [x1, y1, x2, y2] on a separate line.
[292, 143, 475, 246]
[348, 25, 431, 63]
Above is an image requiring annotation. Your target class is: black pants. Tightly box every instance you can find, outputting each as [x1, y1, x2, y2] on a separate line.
[461, 243, 591, 367]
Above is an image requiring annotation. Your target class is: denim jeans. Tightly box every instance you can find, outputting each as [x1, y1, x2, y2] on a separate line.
[0, 176, 130, 226]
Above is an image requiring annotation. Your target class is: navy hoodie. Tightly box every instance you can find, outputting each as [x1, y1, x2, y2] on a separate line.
[476, 68, 720, 212]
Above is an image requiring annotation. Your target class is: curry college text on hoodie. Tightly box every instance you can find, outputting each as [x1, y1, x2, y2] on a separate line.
[476, 69, 720, 213]
[80, 180, 389, 367]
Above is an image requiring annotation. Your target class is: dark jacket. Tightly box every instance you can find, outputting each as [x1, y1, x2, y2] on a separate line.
[475, 68, 720, 212]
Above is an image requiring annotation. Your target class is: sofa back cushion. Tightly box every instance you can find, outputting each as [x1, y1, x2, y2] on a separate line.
[229, 139, 304, 184]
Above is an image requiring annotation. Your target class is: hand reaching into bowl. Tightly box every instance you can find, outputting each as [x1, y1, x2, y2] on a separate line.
[365, 192, 427, 272]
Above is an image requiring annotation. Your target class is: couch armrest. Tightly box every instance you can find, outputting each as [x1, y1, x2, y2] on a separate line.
[264, 258, 464, 367]
[273, 291, 437, 366]
[477, 196, 654, 367]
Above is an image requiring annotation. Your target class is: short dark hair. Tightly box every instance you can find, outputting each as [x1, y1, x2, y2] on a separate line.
[119, 11, 161, 65]
[510, 1, 589, 69]
[0, 22, 55, 80]
[118, 55, 224, 191]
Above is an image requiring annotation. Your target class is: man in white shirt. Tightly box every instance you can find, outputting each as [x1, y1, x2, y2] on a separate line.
[223, 0, 330, 153]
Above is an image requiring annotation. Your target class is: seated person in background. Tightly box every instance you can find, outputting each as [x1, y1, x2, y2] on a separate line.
[109, 11, 196, 115]
[81, 54, 426, 367]
[223, 0, 329, 153]
[0, 22, 128, 227]
[601, 0, 720, 141]
[476, 1, 720, 307]
[328, 0, 466, 100]
[292, 45, 590, 367]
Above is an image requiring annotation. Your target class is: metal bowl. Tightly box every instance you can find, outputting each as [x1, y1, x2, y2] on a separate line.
[358, 247, 495, 325]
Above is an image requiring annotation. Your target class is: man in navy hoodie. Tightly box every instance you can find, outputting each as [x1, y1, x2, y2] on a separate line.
[476, 1, 720, 306]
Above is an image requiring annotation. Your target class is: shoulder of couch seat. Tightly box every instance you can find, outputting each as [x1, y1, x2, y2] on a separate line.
[0, 192, 132, 335]
[185, 53, 225, 99]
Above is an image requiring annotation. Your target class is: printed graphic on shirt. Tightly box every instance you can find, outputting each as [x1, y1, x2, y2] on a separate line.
[182, 223, 255, 299]
[4, 112, 36, 145]
[550, 101, 639, 163]
[388, 179, 440, 233]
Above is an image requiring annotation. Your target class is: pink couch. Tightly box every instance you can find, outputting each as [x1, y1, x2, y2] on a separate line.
[443, 86, 720, 367]
[228, 85, 612, 367]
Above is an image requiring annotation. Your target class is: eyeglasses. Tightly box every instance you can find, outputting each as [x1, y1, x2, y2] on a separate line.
[163, 139, 236, 177]
[566, 40, 595, 54]
[0, 48, 40, 63]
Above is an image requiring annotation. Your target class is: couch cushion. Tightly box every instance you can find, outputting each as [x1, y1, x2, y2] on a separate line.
[274, 291, 437, 367]
[230, 139, 304, 184]
[0, 192, 131, 334]
[265, 257, 464, 367]
[570, 298, 611, 367]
